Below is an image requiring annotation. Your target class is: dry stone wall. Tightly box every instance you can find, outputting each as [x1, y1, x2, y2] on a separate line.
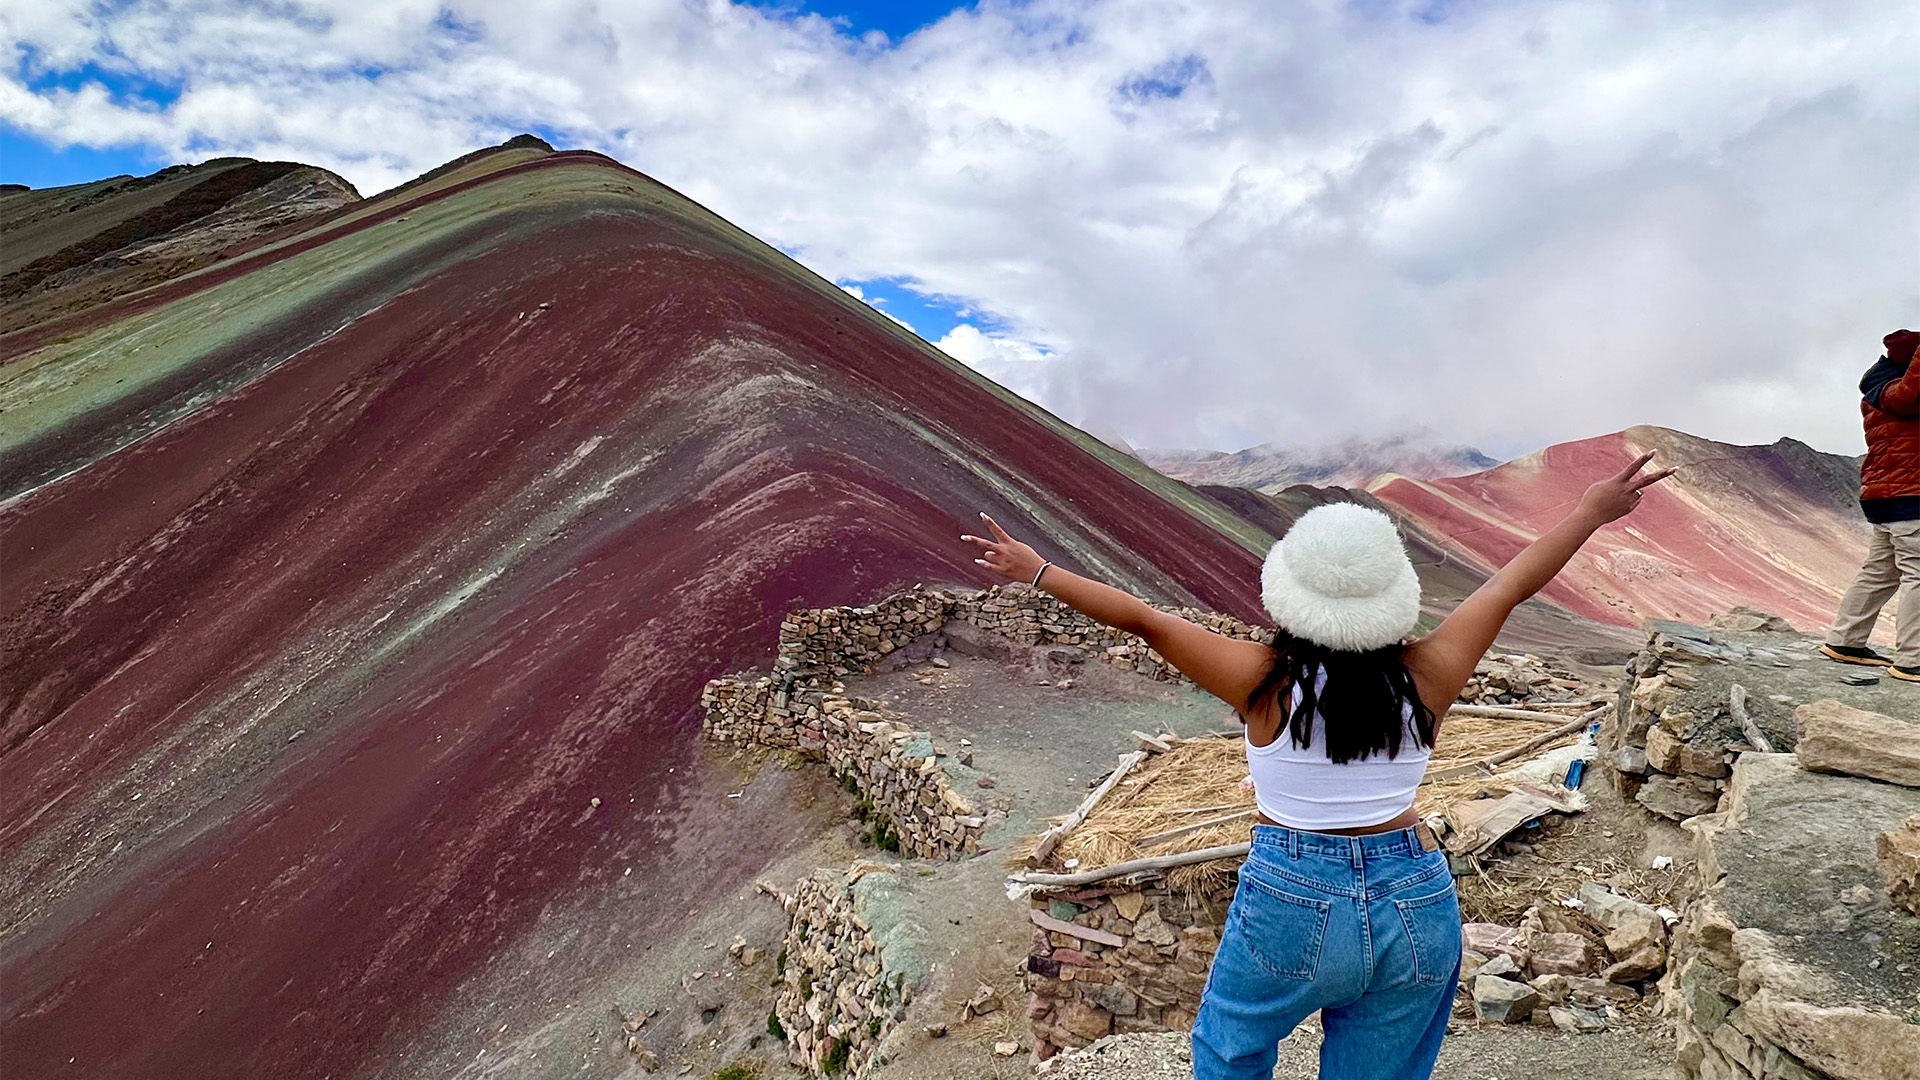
[701, 583, 1268, 859]
[702, 680, 989, 859]
[1595, 616, 1920, 1080]
[1457, 651, 1595, 706]
[765, 582, 1267, 685]
[1021, 882, 1223, 1058]
[1667, 754, 1920, 1080]
[769, 864, 920, 1078]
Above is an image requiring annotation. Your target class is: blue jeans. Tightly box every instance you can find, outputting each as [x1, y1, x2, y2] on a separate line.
[1192, 823, 1461, 1080]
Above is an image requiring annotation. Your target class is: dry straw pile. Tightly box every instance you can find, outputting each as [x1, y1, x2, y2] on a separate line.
[1014, 711, 1589, 899]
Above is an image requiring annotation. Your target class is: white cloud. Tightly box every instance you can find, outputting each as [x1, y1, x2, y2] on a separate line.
[837, 282, 915, 332]
[4, 0, 1914, 456]
[934, 323, 1053, 386]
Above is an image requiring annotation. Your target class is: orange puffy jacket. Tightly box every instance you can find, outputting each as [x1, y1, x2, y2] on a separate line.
[1860, 343, 1920, 519]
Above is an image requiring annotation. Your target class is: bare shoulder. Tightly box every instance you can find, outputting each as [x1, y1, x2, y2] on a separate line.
[1137, 608, 1276, 713]
[1401, 636, 1466, 720]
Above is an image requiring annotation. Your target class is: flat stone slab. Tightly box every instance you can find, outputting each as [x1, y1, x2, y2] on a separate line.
[1636, 623, 1919, 752]
[1701, 753, 1920, 1018]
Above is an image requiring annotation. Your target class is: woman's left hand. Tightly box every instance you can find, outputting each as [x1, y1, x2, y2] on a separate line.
[961, 512, 1046, 583]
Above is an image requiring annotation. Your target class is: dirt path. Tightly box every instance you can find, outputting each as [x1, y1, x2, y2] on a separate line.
[1032, 1024, 1677, 1079]
[846, 647, 1232, 1080]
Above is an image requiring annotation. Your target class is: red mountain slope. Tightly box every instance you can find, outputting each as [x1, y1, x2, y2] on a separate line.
[1372, 426, 1870, 634]
[0, 145, 1268, 1078]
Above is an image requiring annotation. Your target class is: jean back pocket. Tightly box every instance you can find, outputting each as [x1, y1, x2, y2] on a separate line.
[1392, 880, 1462, 985]
[1231, 871, 1333, 980]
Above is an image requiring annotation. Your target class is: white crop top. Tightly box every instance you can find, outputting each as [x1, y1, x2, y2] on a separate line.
[1244, 665, 1431, 830]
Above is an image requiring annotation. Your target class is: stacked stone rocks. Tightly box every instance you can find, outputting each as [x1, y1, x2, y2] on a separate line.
[1020, 883, 1221, 1058]
[1459, 884, 1667, 1033]
[702, 680, 988, 859]
[947, 589, 1264, 680]
[1456, 652, 1593, 706]
[771, 866, 911, 1078]
[1601, 625, 1755, 822]
[774, 591, 951, 677]
[1593, 617, 1920, 1080]
[1666, 754, 1920, 1080]
[765, 582, 1267, 685]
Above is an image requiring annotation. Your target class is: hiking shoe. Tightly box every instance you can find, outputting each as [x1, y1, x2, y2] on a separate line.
[1892, 665, 1920, 684]
[1821, 644, 1893, 667]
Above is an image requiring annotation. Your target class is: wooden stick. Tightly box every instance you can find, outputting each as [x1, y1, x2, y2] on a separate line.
[1027, 751, 1148, 868]
[1166, 802, 1248, 815]
[1114, 771, 1163, 806]
[1729, 684, 1774, 753]
[1477, 705, 1607, 769]
[1445, 704, 1595, 724]
[1136, 810, 1256, 847]
[1422, 705, 1607, 785]
[1011, 842, 1253, 888]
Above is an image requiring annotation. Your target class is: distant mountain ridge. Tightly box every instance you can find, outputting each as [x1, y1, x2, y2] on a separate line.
[1137, 436, 1499, 491]
[1150, 425, 1872, 642]
[0, 157, 360, 333]
[1370, 426, 1870, 635]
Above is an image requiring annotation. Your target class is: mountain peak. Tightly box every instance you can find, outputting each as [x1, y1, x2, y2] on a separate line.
[1137, 436, 1498, 491]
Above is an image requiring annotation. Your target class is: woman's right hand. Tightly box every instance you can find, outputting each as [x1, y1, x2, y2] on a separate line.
[1576, 451, 1676, 524]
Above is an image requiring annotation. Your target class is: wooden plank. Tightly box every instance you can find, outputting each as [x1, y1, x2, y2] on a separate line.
[1477, 705, 1607, 769]
[1027, 751, 1148, 868]
[1012, 843, 1253, 889]
[1136, 810, 1255, 847]
[1029, 907, 1126, 947]
[1131, 730, 1175, 754]
[1422, 705, 1606, 786]
[1445, 704, 1596, 724]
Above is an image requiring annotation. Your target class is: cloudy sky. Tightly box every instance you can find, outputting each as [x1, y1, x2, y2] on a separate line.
[5, 1, 1915, 458]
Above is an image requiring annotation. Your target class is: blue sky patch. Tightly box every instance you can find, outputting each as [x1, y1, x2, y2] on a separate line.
[1118, 54, 1211, 103]
[835, 276, 987, 342]
[746, 1, 968, 43]
[0, 128, 164, 189]
[20, 56, 182, 108]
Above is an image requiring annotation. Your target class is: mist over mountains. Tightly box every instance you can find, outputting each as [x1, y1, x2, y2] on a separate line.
[1136, 435, 1500, 491]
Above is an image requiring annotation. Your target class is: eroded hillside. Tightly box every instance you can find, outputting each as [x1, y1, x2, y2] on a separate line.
[0, 140, 1274, 1080]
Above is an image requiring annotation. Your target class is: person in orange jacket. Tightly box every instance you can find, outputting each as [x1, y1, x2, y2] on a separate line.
[1822, 328, 1920, 682]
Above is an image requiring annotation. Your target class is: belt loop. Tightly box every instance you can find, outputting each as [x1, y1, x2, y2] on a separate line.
[1350, 837, 1363, 869]
[1288, 828, 1299, 860]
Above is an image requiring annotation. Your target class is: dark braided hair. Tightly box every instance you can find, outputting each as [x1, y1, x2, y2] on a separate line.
[1244, 629, 1437, 764]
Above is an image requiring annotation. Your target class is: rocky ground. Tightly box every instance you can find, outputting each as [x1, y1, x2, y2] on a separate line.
[612, 627, 1699, 1080]
[1031, 1025, 1676, 1080]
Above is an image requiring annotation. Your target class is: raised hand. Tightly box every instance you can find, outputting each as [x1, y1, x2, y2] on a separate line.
[1577, 451, 1676, 524]
[960, 511, 1047, 583]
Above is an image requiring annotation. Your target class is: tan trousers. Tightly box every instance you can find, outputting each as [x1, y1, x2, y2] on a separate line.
[1827, 519, 1920, 667]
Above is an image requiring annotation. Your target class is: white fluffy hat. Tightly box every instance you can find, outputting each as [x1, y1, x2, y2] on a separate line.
[1260, 502, 1422, 651]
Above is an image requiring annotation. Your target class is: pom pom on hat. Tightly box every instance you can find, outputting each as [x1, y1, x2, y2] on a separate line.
[1261, 503, 1421, 651]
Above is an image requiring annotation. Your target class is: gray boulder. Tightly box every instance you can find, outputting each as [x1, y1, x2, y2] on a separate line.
[1472, 975, 1540, 1024]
